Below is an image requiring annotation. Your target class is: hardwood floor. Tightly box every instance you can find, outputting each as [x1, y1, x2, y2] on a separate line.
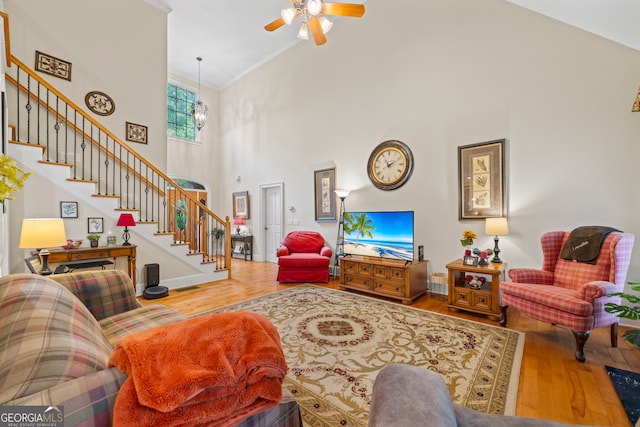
[139, 260, 638, 426]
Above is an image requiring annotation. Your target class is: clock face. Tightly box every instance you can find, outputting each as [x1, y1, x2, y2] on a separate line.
[85, 91, 115, 116]
[367, 140, 414, 190]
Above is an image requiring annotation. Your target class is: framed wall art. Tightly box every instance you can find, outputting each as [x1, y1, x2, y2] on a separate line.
[25, 255, 42, 274]
[88, 217, 104, 233]
[233, 191, 250, 219]
[35, 50, 72, 81]
[314, 167, 336, 222]
[60, 201, 78, 218]
[458, 139, 505, 220]
[125, 122, 148, 144]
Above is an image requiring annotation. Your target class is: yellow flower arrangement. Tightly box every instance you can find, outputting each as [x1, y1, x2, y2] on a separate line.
[460, 229, 477, 247]
[0, 154, 31, 203]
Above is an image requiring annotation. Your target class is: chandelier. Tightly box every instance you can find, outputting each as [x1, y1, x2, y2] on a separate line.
[192, 57, 208, 131]
[265, 1, 365, 46]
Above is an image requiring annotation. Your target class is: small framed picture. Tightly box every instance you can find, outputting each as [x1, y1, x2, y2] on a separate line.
[25, 256, 42, 274]
[463, 255, 479, 266]
[88, 217, 104, 233]
[60, 201, 78, 218]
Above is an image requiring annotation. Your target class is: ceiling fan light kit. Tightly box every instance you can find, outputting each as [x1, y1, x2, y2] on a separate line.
[266, 0, 365, 46]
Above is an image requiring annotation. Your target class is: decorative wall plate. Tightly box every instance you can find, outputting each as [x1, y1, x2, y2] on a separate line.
[85, 91, 115, 116]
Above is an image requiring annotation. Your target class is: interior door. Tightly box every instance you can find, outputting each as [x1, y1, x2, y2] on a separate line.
[262, 183, 283, 263]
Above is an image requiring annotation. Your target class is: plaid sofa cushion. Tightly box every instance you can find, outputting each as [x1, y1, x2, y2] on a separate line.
[51, 270, 142, 321]
[0, 274, 113, 404]
[99, 303, 187, 345]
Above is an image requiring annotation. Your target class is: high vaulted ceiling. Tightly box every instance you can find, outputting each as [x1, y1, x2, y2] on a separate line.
[147, 0, 640, 91]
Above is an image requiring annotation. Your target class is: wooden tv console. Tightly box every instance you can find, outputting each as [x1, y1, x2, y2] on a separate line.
[339, 255, 427, 305]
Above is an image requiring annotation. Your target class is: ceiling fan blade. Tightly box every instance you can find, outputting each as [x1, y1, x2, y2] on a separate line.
[321, 2, 365, 17]
[264, 17, 286, 32]
[307, 17, 327, 45]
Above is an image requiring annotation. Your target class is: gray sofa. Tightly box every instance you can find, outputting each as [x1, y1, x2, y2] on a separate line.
[368, 364, 602, 427]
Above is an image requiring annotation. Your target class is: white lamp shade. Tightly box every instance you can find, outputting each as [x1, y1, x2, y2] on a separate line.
[334, 189, 350, 199]
[319, 16, 333, 34]
[281, 7, 297, 25]
[297, 22, 309, 39]
[485, 217, 509, 236]
[19, 218, 67, 249]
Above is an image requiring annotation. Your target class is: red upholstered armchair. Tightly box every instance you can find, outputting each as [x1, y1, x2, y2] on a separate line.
[277, 231, 332, 283]
[500, 229, 634, 362]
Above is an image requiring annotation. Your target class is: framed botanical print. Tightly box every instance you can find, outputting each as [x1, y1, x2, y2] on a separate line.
[60, 201, 78, 218]
[314, 167, 336, 222]
[88, 217, 104, 233]
[458, 139, 505, 220]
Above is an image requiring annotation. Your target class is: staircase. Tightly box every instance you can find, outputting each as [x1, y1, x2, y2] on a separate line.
[3, 22, 232, 289]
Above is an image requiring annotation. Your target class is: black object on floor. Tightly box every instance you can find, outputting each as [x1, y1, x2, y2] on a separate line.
[143, 263, 167, 299]
[606, 365, 640, 426]
[143, 285, 168, 299]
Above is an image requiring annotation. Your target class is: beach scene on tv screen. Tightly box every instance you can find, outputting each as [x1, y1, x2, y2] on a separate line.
[343, 211, 414, 261]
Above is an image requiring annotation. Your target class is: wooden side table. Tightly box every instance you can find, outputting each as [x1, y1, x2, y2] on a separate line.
[446, 258, 506, 321]
[231, 235, 253, 261]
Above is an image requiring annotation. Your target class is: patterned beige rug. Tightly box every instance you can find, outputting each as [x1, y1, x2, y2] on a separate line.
[202, 285, 525, 426]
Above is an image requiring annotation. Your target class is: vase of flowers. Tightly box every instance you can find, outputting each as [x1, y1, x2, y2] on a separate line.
[460, 229, 477, 256]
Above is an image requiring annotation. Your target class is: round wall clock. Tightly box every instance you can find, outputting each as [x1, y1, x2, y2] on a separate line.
[367, 140, 414, 191]
[84, 91, 115, 116]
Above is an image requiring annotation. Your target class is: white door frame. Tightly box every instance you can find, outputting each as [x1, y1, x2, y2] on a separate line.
[260, 182, 284, 263]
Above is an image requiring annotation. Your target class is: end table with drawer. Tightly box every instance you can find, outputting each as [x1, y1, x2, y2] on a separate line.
[446, 258, 506, 321]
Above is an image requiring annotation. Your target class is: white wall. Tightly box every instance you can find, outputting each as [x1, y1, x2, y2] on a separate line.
[6, 0, 167, 169]
[216, 0, 640, 305]
[5, 0, 175, 281]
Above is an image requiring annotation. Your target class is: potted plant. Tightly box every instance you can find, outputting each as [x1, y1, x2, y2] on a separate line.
[86, 233, 100, 248]
[605, 281, 640, 347]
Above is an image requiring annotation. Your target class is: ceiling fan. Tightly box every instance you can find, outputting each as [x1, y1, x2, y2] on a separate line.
[264, 0, 365, 46]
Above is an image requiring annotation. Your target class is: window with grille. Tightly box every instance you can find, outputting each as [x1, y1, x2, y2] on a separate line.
[167, 82, 198, 142]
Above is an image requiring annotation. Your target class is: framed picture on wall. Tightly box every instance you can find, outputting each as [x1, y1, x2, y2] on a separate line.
[233, 191, 250, 219]
[60, 201, 78, 218]
[87, 217, 104, 233]
[458, 139, 505, 220]
[314, 167, 336, 222]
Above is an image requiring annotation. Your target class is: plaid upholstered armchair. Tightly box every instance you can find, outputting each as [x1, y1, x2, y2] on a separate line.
[499, 229, 634, 362]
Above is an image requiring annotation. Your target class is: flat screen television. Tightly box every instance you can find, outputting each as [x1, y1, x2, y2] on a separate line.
[342, 211, 414, 261]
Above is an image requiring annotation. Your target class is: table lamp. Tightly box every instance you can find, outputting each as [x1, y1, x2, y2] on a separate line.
[117, 213, 136, 246]
[234, 217, 244, 235]
[485, 217, 509, 263]
[19, 218, 67, 275]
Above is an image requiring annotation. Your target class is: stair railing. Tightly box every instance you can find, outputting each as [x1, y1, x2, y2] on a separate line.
[5, 54, 231, 272]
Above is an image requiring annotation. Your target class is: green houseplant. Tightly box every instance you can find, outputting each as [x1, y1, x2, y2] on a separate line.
[605, 281, 640, 347]
[86, 233, 100, 248]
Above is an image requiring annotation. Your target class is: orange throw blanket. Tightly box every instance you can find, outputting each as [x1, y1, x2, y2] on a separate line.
[109, 312, 287, 427]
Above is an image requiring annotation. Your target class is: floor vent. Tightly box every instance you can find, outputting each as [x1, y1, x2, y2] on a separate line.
[174, 285, 199, 292]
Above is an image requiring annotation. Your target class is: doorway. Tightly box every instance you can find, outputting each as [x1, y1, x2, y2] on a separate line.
[260, 182, 284, 263]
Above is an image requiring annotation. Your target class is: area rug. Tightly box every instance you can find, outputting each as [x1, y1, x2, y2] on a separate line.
[201, 285, 525, 426]
[606, 365, 640, 426]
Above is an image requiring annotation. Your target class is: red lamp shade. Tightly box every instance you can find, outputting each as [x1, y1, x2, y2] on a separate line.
[117, 213, 136, 246]
[233, 217, 244, 235]
[117, 213, 136, 227]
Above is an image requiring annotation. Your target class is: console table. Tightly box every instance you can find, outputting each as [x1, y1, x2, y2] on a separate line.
[231, 235, 253, 261]
[446, 258, 506, 321]
[45, 245, 137, 286]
